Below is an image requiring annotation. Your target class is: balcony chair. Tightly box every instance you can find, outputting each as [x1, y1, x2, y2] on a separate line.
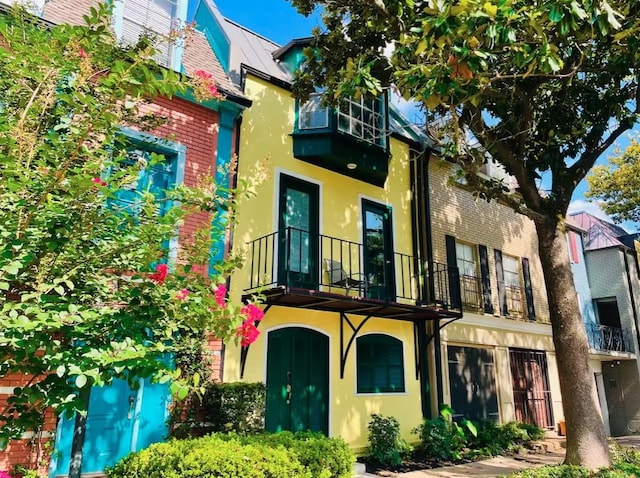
[323, 259, 368, 296]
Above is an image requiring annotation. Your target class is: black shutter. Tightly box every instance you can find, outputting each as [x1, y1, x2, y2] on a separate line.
[494, 249, 508, 316]
[478, 245, 494, 314]
[522, 257, 536, 321]
[445, 235, 462, 309]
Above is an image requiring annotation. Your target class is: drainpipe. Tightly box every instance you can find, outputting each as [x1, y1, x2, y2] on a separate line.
[622, 248, 640, 357]
[415, 147, 442, 418]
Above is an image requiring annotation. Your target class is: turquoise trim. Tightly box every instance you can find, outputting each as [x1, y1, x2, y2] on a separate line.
[176, 88, 245, 114]
[209, 105, 238, 276]
[171, 0, 188, 72]
[193, 1, 231, 72]
[111, 0, 124, 38]
[118, 128, 186, 265]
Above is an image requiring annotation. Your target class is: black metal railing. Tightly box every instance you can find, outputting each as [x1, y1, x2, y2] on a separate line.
[505, 284, 524, 318]
[460, 274, 482, 311]
[244, 227, 460, 309]
[586, 323, 632, 353]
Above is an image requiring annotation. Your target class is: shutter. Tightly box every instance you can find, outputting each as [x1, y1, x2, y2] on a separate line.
[522, 257, 536, 321]
[478, 245, 494, 314]
[494, 249, 508, 316]
[569, 231, 579, 264]
[445, 235, 462, 309]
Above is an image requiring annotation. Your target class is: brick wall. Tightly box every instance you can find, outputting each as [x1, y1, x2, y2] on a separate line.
[429, 158, 550, 322]
[0, 95, 227, 474]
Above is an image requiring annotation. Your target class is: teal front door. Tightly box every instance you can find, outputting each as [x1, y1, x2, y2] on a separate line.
[362, 200, 395, 300]
[278, 174, 320, 290]
[52, 379, 170, 476]
[266, 327, 329, 435]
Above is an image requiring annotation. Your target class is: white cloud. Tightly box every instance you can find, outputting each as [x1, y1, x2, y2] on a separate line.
[567, 199, 613, 222]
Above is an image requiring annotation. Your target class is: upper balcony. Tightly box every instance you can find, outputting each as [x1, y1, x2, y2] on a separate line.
[586, 323, 634, 354]
[243, 227, 462, 321]
[291, 94, 391, 187]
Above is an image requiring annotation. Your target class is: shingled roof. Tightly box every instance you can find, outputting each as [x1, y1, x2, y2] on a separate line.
[39, 0, 247, 104]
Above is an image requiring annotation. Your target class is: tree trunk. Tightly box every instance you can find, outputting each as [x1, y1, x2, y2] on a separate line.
[535, 218, 610, 469]
[69, 387, 91, 478]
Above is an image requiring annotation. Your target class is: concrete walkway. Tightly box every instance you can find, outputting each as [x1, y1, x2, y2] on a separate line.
[354, 436, 640, 478]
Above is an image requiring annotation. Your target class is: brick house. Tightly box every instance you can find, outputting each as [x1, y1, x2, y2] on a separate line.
[426, 157, 564, 431]
[0, 0, 249, 474]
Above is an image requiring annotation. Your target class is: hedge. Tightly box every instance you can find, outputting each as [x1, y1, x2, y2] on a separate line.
[105, 431, 354, 478]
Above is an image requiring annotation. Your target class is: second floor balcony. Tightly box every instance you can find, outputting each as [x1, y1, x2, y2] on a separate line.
[586, 323, 633, 354]
[243, 227, 462, 321]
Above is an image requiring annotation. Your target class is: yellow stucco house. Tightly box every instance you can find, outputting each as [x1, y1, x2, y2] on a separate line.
[194, 0, 565, 451]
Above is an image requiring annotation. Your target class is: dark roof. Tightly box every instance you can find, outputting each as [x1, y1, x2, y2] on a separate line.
[569, 212, 631, 250]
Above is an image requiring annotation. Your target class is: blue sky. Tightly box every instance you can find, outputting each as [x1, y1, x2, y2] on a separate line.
[202, 0, 638, 232]
[206, 0, 321, 45]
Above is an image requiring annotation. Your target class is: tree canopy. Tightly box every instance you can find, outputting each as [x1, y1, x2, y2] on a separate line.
[587, 138, 640, 223]
[291, 0, 639, 468]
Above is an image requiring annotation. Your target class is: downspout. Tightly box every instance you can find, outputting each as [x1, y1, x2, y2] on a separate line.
[415, 147, 441, 418]
[622, 248, 640, 355]
[411, 149, 431, 419]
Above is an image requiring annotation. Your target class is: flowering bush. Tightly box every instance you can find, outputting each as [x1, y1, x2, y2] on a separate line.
[0, 3, 261, 454]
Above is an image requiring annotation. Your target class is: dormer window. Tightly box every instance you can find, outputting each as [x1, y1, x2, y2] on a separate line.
[297, 94, 388, 148]
[117, 0, 185, 70]
[292, 92, 391, 186]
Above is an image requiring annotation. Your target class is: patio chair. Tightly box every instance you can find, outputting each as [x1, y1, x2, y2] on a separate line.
[323, 259, 368, 295]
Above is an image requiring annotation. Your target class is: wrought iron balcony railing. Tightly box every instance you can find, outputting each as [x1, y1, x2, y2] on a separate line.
[460, 274, 483, 311]
[586, 323, 633, 353]
[244, 227, 461, 310]
[505, 284, 524, 318]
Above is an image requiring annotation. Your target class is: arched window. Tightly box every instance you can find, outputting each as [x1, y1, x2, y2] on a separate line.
[356, 334, 405, 393]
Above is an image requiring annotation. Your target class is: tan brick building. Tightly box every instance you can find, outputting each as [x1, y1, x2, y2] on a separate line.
[426, 157, 563, 430]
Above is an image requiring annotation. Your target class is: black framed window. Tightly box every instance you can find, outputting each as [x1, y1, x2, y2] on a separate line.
[357, 334, 405, 393]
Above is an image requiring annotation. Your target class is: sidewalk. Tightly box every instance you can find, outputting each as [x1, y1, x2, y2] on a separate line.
[354, 436, 640, 478]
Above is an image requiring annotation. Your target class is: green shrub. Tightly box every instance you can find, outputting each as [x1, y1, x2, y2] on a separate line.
[466, 420, 544, 457]
[202, 382, 266, 434]
[365, 414, 411, 467]
[506, 465, 591, 477]
[106, 432, 352, 478]
[413, 405, 475, 461]
[219, 431, 354, 478]
[106, 435, 310, 478]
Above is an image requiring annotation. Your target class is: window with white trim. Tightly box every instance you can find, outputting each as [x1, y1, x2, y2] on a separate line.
[298, 94, 329, 129]
[120, 0, 182, 69]
[456, 242, 478, 277]
[337, 96, 386, 147]
[503, 254, 520, 287]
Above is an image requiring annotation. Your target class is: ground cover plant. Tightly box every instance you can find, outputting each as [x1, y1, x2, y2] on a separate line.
[363, 409, 544, 474]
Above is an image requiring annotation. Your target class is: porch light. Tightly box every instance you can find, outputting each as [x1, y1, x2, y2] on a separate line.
[347, 162, 357, 170]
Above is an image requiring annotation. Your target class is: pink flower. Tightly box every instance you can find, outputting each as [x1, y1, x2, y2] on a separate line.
[195, 69, 212, 79]
[240, 304, 264, 322]
[149, 263, 168, 284]
[236, 319, 260, 347]
[208, 84, 219, 96]
[79, 48, 87, 58]
[0, 471, 12, 478]
[175, 289, 189, 301]
[214, 284, 227, 308]
[92, 177, 107, 187]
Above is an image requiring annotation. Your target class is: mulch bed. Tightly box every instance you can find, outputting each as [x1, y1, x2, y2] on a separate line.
[361, 450, 481, 476]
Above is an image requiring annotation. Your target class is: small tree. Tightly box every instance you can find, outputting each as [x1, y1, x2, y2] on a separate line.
[291, 0, 640, 469]
[587, 138, 640, 224]
[0, 4, 263, 474]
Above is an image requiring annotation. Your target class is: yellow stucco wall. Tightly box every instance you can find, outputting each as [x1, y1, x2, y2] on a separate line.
[226, 74, 423, 450]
